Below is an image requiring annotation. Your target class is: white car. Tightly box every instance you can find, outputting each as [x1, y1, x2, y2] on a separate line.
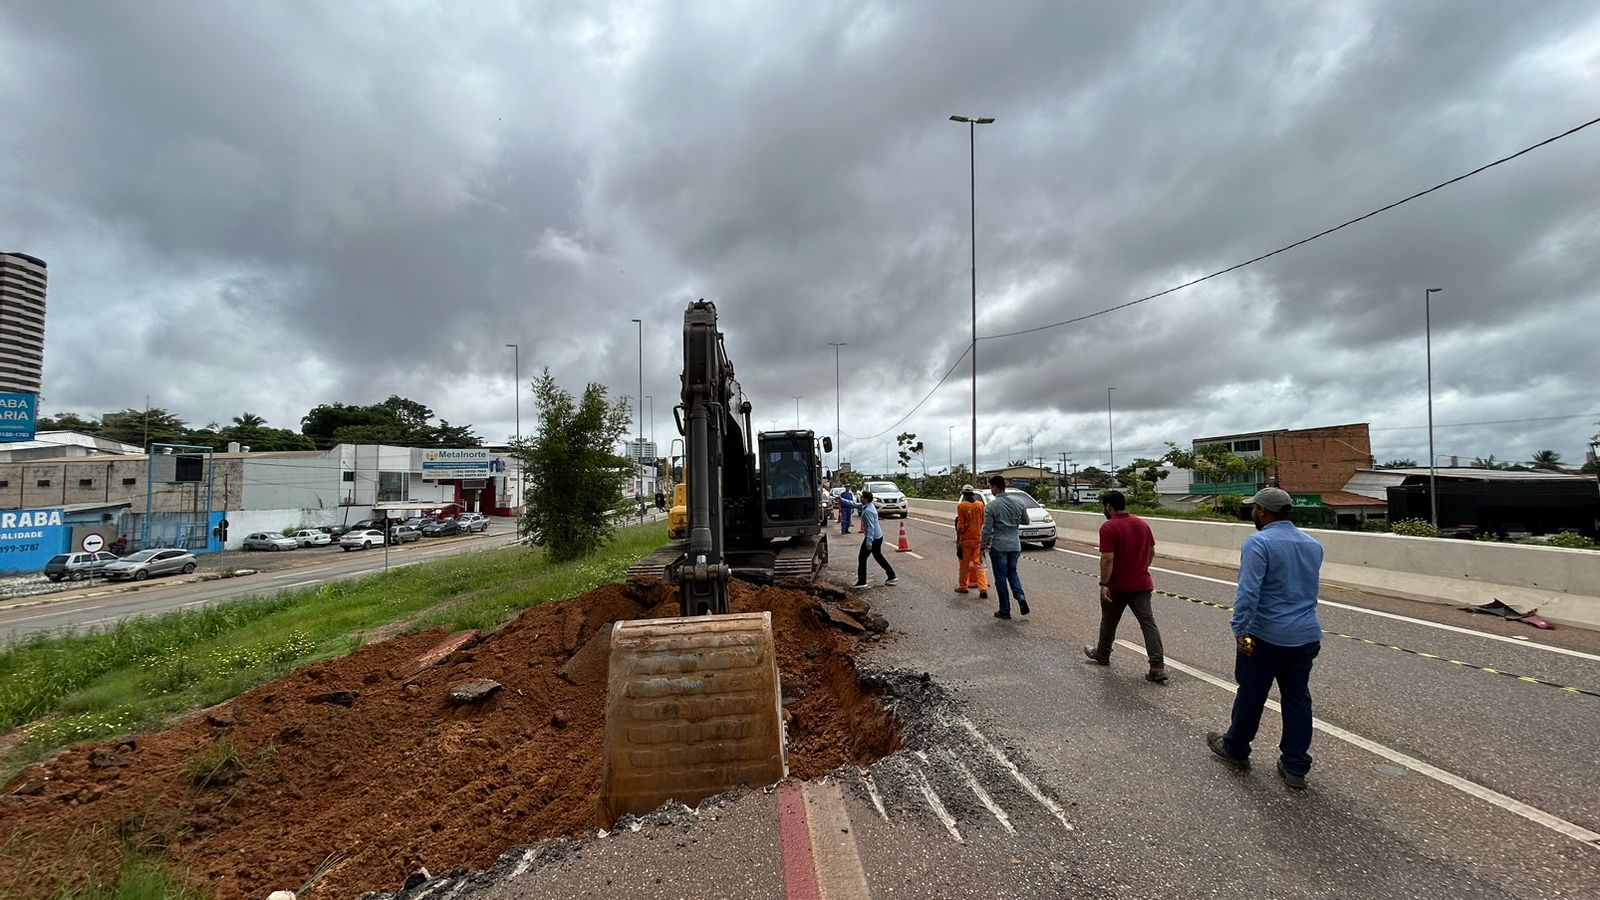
[290, 529, 333, 547]
[979, 489, 1057, 549]
[339, 528, 387, 551]
[864, 481, 909, 518]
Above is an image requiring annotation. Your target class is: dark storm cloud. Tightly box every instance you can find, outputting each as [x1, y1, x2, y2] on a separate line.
[2, 0, 1596, 464]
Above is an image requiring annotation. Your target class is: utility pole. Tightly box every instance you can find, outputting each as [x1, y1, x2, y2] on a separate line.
[506, 343, 520, 532]
[793, 396, 801, 429]
[828, 342, 847, 472]
[949, 114, 994, 480]
[1107, 387, 1117, 472]
[631, 317, 643, 512]
[1425, 288, 1443, 528]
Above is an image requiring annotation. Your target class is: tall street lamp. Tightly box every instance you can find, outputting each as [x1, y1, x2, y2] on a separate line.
[1107, 387, 1116, 471]
[948, 425, 955, 472]
[950, 114, 994, 478]
[793, 396, 801, 429]
[505, 343, 520, 528]
[1425, 288, 1443, 527]
[631, 318, 643, 503]
[828, 341, 847, 472]
[646, 395, 654, 447]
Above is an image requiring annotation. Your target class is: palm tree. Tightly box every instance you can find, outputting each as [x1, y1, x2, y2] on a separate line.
[1530, 449, 1563, 471]
[232, 412, 267, 429]
[1379, 459, 1418, 468]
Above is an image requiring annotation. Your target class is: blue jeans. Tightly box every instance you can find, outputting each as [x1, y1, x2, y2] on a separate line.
[1223, 638, 1320, 777]
[988, 549, 1024, 614]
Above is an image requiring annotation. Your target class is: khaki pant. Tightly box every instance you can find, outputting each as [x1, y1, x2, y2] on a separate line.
[1091, 590, 1165, 667]
[958, 539, 988, 590]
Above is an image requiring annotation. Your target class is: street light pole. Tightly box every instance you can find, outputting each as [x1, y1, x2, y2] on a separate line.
[505, 343, 520, 532]
[948, 425, 954, 472]
[793, 396, 801, 429]
[1107, 387, 1116, 471]
[631, 318, 643, 510]
[950, 114, 994, 479]
[828, 342, 847, 472]
[1425, 288, 1443, 528]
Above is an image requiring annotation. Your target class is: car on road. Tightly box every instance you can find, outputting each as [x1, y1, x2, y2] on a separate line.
[978, 489, 1057, 549]
[421, 519, 462, 537]
[339, 529, 387, 551]
[43, 551, 122, 582]
[242, 532, 299, 552]
[290, 529, 333, 547]
[457, 513, 489, 533]
[101, 548, 198, 581]
[389, 524, 422, 544]
[864, 481, 909, 518]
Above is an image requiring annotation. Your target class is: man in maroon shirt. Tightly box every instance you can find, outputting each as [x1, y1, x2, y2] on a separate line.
[1083, 490, 1168, 683]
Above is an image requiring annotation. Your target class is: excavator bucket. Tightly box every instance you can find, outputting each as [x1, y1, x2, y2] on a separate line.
[599, 612, 787, 823]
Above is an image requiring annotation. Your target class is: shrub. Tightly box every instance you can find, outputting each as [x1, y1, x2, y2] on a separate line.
[1390, 518, 1439, 538]
[1542, 532, 1598, 550]
[1216, 493, 1244, 517]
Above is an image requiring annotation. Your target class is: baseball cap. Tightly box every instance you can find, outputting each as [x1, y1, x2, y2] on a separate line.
[961, 484, 974, 492]
[1247, 487, 1293, 513]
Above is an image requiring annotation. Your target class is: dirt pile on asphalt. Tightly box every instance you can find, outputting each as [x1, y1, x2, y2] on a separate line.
[0, 581, 898, 899]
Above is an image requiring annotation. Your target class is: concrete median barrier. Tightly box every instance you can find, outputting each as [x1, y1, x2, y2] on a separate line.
[909, 498, 1600, 630]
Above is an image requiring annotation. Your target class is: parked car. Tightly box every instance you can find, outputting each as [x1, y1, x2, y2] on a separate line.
[864, 481, 909, 519]
[340, 528, 387, 551]
[101, 548, 198, 581]
[316, 525, 349, 540]
[457, 513, 489, 533]
[390, 524, 423, 544]
[43, 551, 121, 582]
[978, 489, 1057, 549]
[1439, 525, 1480, 540]
[290, 529, 333, 547]
[421, 519, 462, 537]
[242, 532, 299, 552]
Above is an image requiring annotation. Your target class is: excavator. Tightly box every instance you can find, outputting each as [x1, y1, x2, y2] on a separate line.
[601, 299, 831, 822]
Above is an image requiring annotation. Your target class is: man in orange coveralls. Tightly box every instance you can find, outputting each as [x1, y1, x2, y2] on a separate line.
[955, 484, 989, 598]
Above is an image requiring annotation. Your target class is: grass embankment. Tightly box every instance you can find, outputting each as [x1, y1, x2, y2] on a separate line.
[0, 522, 667, 776]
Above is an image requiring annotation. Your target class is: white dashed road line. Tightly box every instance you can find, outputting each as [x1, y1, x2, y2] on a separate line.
[1114, 639, 1600, 849]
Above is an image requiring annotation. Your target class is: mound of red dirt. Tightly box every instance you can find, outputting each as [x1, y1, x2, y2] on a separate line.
[0, 581, 898, 899]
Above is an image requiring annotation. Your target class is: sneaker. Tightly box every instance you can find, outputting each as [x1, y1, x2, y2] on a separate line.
[954, 587, 970, 594]
[1145, 666, 1169, 683]
[1276, 759, 1307, 790]
[993, 611, 1012, 620]
[1017, 597, 1030, 616]
[885, 577, 898, 585]
[851, 582, 868, 589]
[1082, 645, 1110, 665]
[1206, 732, 1250, 771]
[979, 590, 989, 599]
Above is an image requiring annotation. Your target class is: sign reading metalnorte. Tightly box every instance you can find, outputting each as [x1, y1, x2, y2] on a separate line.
[0, 392, 37, 442]
[421, 448, 491, 481]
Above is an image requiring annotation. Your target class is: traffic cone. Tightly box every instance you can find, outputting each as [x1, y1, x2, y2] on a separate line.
[896, 520, 911, 552]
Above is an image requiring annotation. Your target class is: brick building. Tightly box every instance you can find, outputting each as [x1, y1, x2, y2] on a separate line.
[1189, 423, 1376, 516]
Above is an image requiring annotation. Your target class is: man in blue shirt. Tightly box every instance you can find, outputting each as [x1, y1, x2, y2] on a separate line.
[839, 487, 855, 534]
[837, 490, 896, 589]
[1207, 487, 1324, 790]
[980, 475, 1030, 619]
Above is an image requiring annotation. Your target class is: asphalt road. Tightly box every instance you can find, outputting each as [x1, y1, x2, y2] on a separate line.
[0, 521, 524, 641]
[417, 513, 1600, 900]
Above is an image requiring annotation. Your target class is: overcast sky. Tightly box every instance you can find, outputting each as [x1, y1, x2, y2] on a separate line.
[4, 0, 1597, 474]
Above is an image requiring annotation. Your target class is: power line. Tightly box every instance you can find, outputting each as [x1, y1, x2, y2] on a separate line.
[844, 114, 1600, 440]
[1369, 412, 1599, 432]
[980, 113, 1600, 341]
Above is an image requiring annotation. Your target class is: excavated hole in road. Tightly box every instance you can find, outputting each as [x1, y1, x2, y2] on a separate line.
[0, 579, 901, 900]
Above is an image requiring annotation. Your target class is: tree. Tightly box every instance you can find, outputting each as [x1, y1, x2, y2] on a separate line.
[1470, 455, 1511, 470]
[36, 411, 100, 433]
[232, 412, 267, 429]
[300, 396, 481, 448]
[1529, 449, 1562, 471]
[1378, 459, 1418, 468]
[895, 432, 926, 475]
[96, 408, 191, 447]
[1115, 458, 1169, 506]
[1163, 441, 1276, 486]
[515, 370, 633, 562]
[1078, 466, 1114, 488]
[1007, 458, 1028, 467]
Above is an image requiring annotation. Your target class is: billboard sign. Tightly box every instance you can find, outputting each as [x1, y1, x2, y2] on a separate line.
[0, 507, 69, 574]
[421, 448, 491, 481]
[0, 392, 37, 442]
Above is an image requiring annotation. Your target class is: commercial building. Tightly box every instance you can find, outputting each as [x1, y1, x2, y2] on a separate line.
[0, 443, 520, 569]
[0, 251, 47, 395]
[1188, 423, 1373, 496]
[1358, 467, 1598, 537]
[0, 431, 142, 463]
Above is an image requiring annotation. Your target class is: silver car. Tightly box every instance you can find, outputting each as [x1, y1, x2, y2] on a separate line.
[979, 489, 1057, 549]
[242, 532, 299, 551]
[101, 548, 198, 581]
[457, 513, 490, 533]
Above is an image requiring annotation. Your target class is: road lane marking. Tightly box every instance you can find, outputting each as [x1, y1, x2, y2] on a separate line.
[940, 748, 1015, 834]
[906, 759, 962, 843]
[1113, 639, 1600, 849]
[856, 767, 889, 820]
[5, 605, 109, 623]
[893, 516, 1600, 664]
[945, 713, 1074, 832]
[903, 551, 925, 559]
[280, 580, 321, 589]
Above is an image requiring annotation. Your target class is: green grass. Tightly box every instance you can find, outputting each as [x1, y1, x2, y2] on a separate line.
[41, 853, 207, 900]
[0, 522, 666, 774]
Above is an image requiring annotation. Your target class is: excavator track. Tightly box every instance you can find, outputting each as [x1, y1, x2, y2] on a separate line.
[626, 543, 687, 584]
[772, 534, 827, 582]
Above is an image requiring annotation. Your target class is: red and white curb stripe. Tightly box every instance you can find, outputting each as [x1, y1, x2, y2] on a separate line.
[779, 780, 872, 900]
